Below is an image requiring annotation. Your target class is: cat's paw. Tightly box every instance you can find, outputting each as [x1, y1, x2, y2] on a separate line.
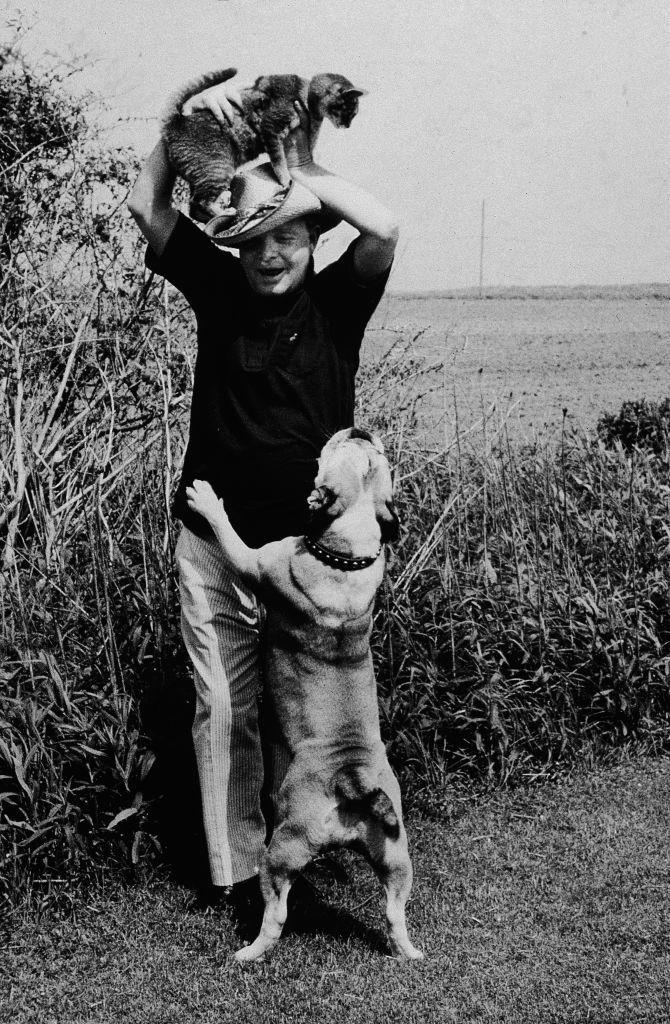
[208, 205, 236, 220]
[191, 199, 235, 224]
[270, 161, 291, 187]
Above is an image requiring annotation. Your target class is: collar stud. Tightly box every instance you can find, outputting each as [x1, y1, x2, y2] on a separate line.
[304, 535, 381, 571]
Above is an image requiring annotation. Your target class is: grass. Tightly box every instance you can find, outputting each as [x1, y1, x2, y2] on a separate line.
[2, 754, 669, 1023]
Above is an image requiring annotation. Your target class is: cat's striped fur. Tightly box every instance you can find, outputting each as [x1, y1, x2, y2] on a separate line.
[161, 69, 365, 223]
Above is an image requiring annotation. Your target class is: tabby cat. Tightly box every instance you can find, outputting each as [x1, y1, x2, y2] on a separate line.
[161, 68, 366, 223]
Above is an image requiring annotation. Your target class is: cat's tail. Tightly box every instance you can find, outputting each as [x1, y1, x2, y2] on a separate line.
[161, 67, 239, 128]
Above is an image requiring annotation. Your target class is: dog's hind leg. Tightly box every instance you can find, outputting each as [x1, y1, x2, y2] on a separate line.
[233, 822, 312, 962]
[362, 821, 424, 960]
[233, 872, 291, 963]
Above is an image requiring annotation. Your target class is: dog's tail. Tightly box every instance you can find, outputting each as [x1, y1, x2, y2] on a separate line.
[161, 67, 239, 131]
[333, 768, 400, 839]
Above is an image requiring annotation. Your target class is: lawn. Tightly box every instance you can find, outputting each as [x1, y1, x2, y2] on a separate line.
[3, 755, 669, 1024]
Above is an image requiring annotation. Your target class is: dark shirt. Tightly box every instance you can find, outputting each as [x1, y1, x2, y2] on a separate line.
[146, 213, 391, 546]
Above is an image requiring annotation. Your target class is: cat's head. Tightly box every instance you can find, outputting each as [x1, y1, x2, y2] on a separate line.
[308, 73, 367, 128]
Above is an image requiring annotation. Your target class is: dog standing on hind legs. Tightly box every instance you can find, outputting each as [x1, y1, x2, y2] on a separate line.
[185, 428, 423, 962]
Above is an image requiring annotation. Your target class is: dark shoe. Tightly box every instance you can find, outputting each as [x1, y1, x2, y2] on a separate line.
[225, 876, 264, 941]
[186, 875, 262, 919]
[185, 884, 231, 914]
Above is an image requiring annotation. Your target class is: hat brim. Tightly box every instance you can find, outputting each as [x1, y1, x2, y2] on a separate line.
[204, 178, 341, 248]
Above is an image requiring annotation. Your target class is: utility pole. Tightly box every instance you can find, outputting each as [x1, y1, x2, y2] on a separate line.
[479, 198, 485, 297]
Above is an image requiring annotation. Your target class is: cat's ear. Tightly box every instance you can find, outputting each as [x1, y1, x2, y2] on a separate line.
[344, 87, 367, 98]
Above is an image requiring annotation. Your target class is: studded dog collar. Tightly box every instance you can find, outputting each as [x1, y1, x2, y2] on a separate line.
[304, 535, 381, 571]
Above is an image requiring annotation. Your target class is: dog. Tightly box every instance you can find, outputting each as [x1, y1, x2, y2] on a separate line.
[185, 427, 423, 962]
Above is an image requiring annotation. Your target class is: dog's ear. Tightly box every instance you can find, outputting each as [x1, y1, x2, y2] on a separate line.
[307, 485, 336, 512]
[307, 485, 340, 535]
[377, 499, 400, 544]
[349, 427, 374, 444]
[366, 448, 398, 543]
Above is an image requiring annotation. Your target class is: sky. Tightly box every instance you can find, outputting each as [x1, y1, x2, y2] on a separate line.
[5, 0, 669, 292]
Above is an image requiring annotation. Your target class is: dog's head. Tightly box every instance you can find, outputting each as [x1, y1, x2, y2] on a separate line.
[307, 428, 399, 543]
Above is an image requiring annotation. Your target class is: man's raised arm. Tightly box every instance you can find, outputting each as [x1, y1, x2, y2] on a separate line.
[180, 79, 399, 281]
[281, 105, 399, 281]
[128, 140, 179, 257]
[291, 163, 399, 280]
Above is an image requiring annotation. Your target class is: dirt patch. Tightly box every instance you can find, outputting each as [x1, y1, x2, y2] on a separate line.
[364, 290, 669, 446]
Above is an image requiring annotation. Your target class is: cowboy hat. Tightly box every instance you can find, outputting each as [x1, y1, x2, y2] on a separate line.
[204, 160, 340, 248]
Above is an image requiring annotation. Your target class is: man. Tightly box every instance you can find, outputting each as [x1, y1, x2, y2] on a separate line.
[128, 75, 398, 903]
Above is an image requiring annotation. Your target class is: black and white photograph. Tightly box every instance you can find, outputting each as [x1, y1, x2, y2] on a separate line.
[1, 1, 668, 1020]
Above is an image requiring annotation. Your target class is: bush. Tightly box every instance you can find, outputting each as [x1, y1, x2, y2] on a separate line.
[0, 40, 197, 893]
[374, 430, 670, 810]
[597, 398, 670, 455]
[0, 40, 87, 252]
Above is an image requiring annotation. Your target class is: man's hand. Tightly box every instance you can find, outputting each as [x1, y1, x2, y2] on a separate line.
[269, 101, 313, 187]
[182, 82, 244, 126]
[186, 480, 227, 525]
[283, 101, 313, 169]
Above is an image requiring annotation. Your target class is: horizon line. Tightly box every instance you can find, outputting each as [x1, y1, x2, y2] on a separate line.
[387, 282, 669, 299]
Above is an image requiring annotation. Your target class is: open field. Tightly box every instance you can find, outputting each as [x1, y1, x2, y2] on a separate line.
[3, 755, 669, 1024]
[367, 286, 670, 445]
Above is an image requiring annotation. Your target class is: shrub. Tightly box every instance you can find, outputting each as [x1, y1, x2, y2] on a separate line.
[0, 40, 87, 252]
[374, 429, 670, 810]
[0, 40, 196, 893]
[597, 398, 670, 455]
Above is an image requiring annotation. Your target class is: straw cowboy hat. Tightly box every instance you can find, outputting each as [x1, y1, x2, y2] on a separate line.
[204, 160, 340, 248]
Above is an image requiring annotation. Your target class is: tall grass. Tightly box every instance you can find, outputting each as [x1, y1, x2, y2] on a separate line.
[0, 40, 195, 894]
[1, 45, 669, 895]
[373, 420, 670, 810]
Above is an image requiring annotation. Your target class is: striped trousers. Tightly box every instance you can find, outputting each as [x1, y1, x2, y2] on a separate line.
[175, 526, 290, 887]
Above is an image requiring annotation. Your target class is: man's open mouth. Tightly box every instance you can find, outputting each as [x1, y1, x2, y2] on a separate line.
[258, 267, 283, 279]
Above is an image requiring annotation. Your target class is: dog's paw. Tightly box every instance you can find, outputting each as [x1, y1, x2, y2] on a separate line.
[185, 479, 224, 522]
[403, 944, 424, 961]
[233, 943, 266, 964]
[389, 937, 424, 961]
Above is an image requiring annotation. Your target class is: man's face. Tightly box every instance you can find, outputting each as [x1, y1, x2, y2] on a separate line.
[238, 218, 314, 296]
